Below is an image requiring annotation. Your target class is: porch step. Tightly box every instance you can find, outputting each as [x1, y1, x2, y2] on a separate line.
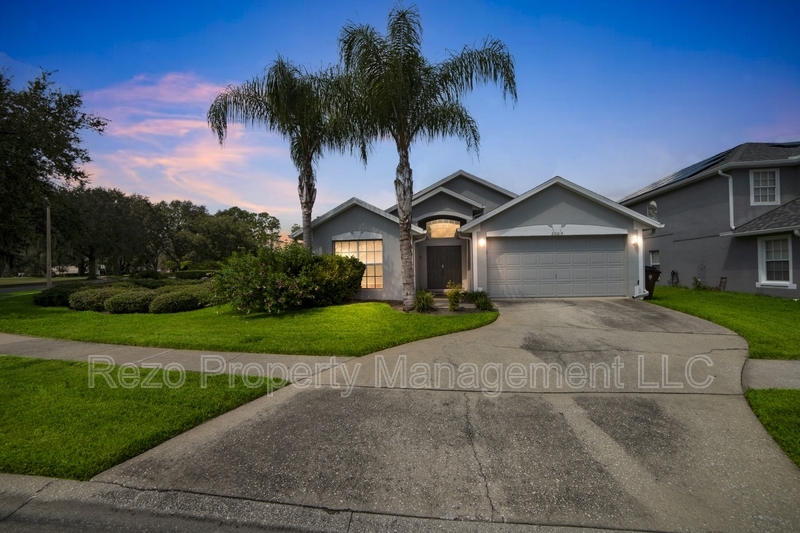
[432, 297, 476, 310]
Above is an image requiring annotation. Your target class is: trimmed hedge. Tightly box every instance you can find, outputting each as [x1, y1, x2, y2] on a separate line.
[68, 286, 128, 312]
[104, 290, 157, 314]
[129, 270, 163, 280]
[149, 285, 213, 314]
[33, 283, 88, 307]
[174, 270, 214, 280]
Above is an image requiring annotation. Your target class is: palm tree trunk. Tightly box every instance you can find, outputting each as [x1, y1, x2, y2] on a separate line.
[299, 165, 316, 250]
[395, 148, 415, 311]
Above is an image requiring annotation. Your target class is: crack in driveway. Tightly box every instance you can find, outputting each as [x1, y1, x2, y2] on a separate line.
[463, 392, 501, 522]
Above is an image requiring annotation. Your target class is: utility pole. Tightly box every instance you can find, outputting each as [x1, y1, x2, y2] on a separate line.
[46, 204, 52, 289]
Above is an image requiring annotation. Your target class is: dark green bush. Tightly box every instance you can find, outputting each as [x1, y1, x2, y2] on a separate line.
[463, 290, 495, 311]
[104, 290, 157, 314]
[175, 270, 214, 280]
[309, 254, 366, 306]
[184, 260, 222, 271]
[149, 284, 213, 314]
[129, 270, 163, 280]
[68, 286, 128, 312]
[33, 283, 88, 307]
[414, 289, 436, 313]
[214, 244, 366, 314]
[213, 245, 314, 313]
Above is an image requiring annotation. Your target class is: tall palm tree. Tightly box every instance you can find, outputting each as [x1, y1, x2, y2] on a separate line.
[208, 57, 340, 249]
[339, 4, 517, 311]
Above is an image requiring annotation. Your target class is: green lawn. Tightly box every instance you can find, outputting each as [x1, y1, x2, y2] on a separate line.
[0, 355, 285, 480]
[648, 286, 800, 360]
[0, 276, 88, 287]
[745, 389, 800, 469]
[0, 291, 498, 356]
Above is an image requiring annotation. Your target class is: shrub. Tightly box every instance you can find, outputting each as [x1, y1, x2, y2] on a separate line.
[185, 260, 222, 271]
[129, 270, 163, 280]
[414, 289, 436, 313]
[104, 290, 157, 314]
[175, 270, 214, 280]
[68, 286, 128, 312]
[309, 254, 365, 307]
[445, 281, 463, 312]
[463, 290, 495, 311]
[33, 283, 88, 307]
[149, 284, 213, 314]
[213, 245, 317, 313]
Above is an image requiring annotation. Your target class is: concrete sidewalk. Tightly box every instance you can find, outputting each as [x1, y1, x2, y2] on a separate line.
[1, 298, 800, 532]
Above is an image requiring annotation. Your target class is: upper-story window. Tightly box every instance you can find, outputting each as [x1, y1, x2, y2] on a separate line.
[750, 169, 780, 206]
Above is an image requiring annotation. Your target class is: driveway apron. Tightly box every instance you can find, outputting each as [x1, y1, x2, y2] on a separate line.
[90, 298, 800, 532]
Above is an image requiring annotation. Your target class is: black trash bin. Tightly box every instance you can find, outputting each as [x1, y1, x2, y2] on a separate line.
[643, 265, 661, 300]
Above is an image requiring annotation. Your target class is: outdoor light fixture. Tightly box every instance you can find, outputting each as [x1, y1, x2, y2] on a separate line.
[630, 234, 639, 246]
[478, 238, 486, 247]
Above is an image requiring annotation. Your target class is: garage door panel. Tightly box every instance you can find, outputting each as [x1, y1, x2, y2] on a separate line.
[556, 268, 573, 280]
[486, 236, 627, 298]
[539, 253, 555, 266]
[573, 252, 589, 265]
[522, 268, 539, 281]
[573, 267, 589, 280]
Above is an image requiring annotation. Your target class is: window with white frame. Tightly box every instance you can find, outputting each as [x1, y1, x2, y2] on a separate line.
[750, 169, 780, 205]
[649, 250, 660, 268]
[757, 235, 795, 289]
[334, 240, 383, 289]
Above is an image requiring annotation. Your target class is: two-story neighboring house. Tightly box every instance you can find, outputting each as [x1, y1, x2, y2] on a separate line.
[620, 142, 800, 297]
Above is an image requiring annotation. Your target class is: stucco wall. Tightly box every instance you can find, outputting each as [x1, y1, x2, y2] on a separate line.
[478, 185, 635, 232]
[310, 205, 405, 301]
[432, 175, 514, 213]
[465, 184, 641, 296]
[412, 194, 475, 225]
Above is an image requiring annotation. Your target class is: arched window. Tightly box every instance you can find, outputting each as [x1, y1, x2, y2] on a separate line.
[426, 219, 461, 238]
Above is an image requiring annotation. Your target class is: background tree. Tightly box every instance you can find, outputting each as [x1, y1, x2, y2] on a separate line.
[0, 71, 106, 272]
[208, 58, 344, 250]
[339, 5, 517, 310]
[159, 200, 210, 271]
[216, 207, 282, 249]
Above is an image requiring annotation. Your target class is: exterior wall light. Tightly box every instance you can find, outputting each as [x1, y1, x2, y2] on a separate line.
[478, 238, 486, 247]
[630, 234, 639, 246]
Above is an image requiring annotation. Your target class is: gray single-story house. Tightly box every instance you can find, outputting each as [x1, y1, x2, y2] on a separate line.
[294, 171, 663, 300]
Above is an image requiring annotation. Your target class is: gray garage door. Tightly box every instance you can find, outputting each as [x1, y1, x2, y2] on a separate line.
[487, 236, 626, 297]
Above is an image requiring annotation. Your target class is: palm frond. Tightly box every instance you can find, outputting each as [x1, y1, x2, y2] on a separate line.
[439, 37, 518, 103]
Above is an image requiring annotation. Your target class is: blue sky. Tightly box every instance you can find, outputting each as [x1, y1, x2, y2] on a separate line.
[2, 0, 799, 231]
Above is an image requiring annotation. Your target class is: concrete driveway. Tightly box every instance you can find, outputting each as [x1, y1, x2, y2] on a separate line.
[71, 297, 799, 532]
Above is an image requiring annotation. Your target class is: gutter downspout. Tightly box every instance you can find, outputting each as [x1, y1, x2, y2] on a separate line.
[795, 230, 800, 238]
[718, 169, 735, 230]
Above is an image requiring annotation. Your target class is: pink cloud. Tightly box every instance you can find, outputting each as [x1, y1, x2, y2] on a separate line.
[87, 72, 224, 108]
[82, 71, 351, 229]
